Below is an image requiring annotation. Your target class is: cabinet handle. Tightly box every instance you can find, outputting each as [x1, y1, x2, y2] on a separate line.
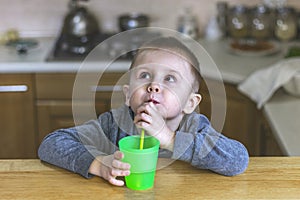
[0, 85, 28, 92]
[90, 85, 123, 92]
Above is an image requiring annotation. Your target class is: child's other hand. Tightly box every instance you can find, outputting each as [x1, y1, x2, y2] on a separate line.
[89, 151, 131, 186]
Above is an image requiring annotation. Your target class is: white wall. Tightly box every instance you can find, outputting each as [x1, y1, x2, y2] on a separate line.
[1, 0, 300, 37]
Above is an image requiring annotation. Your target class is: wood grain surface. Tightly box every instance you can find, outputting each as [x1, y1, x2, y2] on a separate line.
[0, 157, 300, 200]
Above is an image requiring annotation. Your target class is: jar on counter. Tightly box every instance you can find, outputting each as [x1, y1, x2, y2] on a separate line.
[274, 7, 297, 41]
[227, 5, 250, 39]
[250, 4, 273, 40]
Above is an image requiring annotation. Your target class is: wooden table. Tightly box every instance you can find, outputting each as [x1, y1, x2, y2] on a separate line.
[1, 157, 300, 200]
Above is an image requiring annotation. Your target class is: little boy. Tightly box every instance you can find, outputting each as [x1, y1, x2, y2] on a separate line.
[38, 36, 249, 186]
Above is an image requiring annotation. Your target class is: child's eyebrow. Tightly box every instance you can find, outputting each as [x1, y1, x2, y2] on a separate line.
[132, 64, 184, 79]
[167, 69, 182, 77]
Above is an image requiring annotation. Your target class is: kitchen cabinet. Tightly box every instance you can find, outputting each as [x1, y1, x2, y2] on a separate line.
[0, 74, 37, 158]
[259, 116, 283, 156]
[35, 73, 273, 156]
[35, 73, 125, 144]
[199, 78, 261, 155]
[0, 72, 283, 158]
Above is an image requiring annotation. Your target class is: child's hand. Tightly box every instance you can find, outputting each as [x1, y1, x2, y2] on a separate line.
[134, 102, 175, 151]
[89, 151, 131, 186]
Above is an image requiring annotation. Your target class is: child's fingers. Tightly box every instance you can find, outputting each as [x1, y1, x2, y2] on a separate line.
[112, 159, 131, 170]
[113, 151, 131, 170]
[107, 167, 130, 186]
[134, 112, 152, 124]
[108, 176, 125, 186]
[113, 151, 124, 160]
[135, 104, 148, 114]
[111, 168, 130, 177]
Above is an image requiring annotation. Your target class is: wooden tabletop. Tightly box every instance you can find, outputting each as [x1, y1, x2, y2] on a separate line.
[1, 157, 300, 200]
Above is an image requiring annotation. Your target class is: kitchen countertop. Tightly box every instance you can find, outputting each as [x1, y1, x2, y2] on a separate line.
[0, 37, 286, 82]
[0, 37, 132, 73]
[1, 158, 300, 199]
[263, 90, 300, 156]
[0, 37, 299, 155]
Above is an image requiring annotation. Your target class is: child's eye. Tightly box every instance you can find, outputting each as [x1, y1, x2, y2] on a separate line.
[165, 75, 176, 82]
[139, 72, 151, 79]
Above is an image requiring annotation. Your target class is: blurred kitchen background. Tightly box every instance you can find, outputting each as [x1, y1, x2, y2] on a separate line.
[1, 0, 300, 159]
[1, 0, 299, 38]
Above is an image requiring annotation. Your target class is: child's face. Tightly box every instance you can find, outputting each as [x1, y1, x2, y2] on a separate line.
[123, 50, 201, 120]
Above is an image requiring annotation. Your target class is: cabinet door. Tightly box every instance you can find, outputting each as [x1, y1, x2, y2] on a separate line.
[199, 78, 260, 155]
[0, 74, 37, 158]
[259, 116, 283, 156]
[36, 100, 107, 144]
[35, 73, 125, 145]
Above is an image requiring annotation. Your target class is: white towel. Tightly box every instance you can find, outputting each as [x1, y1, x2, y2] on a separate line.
[238, 58, 300, 109]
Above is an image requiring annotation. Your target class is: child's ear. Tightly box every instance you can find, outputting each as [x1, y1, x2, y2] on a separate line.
[183, 93, 202, 114]
[123, 85, 130, 106]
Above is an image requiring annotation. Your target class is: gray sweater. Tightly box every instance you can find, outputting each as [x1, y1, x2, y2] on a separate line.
[38, 105, 249, 177]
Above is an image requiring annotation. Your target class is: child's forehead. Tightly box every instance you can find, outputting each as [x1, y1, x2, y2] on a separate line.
[133, 49, 189, 66]
[139, 48, 183, 57]
[130, 50, 195, 79]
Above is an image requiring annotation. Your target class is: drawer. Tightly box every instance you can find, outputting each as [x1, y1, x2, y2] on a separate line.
[35, 72, 126, 100]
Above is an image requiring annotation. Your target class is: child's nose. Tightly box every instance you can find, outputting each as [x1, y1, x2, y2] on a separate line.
[147, 83, 160, 93]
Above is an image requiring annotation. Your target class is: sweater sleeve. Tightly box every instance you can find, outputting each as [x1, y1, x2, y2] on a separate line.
[38, 112, 117, 178]
[171, 114, 249, 176]
[38, 128, 96, 178]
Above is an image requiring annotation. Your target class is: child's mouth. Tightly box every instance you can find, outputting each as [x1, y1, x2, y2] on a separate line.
[148, 99, 159, 104]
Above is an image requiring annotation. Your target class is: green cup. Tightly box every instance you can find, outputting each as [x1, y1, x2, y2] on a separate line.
[119, 135, 160, 190]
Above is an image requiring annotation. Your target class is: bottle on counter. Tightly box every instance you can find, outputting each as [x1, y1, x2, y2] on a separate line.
[216, 1, 228, 37]
[177, 7, 199, 40]
[205, 16, 223, 41]
[274, 6, 297, 41]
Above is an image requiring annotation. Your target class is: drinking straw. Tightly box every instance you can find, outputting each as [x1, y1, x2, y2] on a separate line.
[139, 129, 145, 150]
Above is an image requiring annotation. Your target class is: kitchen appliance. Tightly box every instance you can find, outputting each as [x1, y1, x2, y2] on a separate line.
[47, 30, 162, 62]
[47, 8, 159, 62]
[47, 0, 104, 61]
[118, 13, 150, 32]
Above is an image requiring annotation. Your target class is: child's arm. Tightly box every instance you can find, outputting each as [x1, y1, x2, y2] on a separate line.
[172, 114, 249, 176]
[38, 127, 100, 178]
[38, 112, 120, 178]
